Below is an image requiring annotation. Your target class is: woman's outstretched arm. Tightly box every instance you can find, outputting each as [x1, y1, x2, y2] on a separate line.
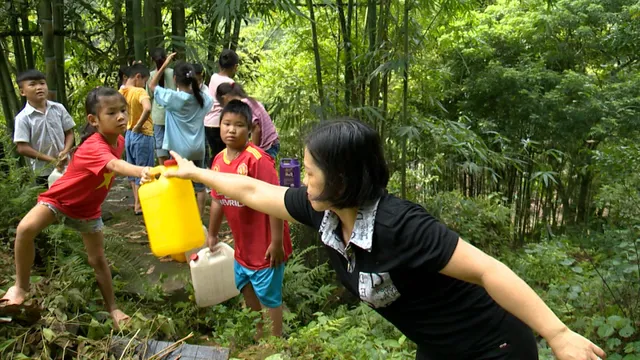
[161, 151, 296, 223]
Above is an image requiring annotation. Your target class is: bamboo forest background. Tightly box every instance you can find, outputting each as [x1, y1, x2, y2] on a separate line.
[0, 0, 640, 358]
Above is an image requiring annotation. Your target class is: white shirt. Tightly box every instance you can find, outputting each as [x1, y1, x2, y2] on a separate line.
[13, 101, 75, 176]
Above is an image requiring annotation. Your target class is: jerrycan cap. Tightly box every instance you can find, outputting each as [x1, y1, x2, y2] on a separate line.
[164, 159, 178, 167]
[190, 253, 199, 262]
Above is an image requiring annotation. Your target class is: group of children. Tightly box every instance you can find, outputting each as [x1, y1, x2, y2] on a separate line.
[1, 48, 292, 338]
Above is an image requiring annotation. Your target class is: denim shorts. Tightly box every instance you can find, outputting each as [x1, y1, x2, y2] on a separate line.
[125, 130, 155, 185]
[191, 159, 206, 193]
[153, 125, 168, 158]
[39, 202, 104, 233]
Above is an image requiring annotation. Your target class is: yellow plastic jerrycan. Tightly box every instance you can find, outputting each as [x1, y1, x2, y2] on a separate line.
[139, 159, 205, 257]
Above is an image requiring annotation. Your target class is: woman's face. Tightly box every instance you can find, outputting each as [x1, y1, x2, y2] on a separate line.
[303, 148, 332, 212]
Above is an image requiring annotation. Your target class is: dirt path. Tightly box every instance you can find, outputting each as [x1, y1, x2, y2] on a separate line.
[101, 178, 231, 300]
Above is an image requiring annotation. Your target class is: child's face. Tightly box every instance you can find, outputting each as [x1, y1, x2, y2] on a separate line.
[220, 112, 250, 150]
[88, 96, 128, 136]
[19, 79, 48, 103]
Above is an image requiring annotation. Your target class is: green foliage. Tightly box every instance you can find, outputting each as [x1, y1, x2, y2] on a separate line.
[424, 190, 511, 253]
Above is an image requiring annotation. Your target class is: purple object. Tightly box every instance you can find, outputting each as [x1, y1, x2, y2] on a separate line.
[279, 158, 301, 188]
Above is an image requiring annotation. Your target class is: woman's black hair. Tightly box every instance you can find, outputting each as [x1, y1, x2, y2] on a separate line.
[305, 118, 389, 209]
[73, 87, 127, 154]
[150, 47, 167, 87]
[174, 61, 204, 108]
[192, 63, 204, 75]
[220, 99, 253, 128]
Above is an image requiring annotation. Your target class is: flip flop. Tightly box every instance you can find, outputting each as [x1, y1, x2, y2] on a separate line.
[134, 211, 143, 216]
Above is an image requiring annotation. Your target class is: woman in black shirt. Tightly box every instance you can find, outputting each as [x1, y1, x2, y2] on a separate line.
[161, 119, 604, 360]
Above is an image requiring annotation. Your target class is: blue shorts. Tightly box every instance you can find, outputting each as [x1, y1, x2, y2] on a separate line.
[125, 131, 155, 185]
[192, 159, 206, 193]
[153, 125, 169, 158]
[234, 260, 285, 308]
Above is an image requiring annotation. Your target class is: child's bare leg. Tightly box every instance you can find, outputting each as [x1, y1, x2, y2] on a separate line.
[267, 306, 283, 337]
[1, 204, 56, 305]
[130, 180, 141, 213]
[241, 283, 264, 340]
[196, 190, 206, 218]
[81, 231, 129, 329]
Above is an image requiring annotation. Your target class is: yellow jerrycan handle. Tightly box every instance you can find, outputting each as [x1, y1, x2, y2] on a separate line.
[146, 159, 179, 182]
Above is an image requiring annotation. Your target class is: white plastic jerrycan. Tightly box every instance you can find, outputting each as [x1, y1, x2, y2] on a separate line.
[47, 167, 65, 188]
[189, 243, 240, 307]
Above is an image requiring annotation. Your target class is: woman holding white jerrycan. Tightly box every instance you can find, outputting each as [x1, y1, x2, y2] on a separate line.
[159, 119, 605, 360]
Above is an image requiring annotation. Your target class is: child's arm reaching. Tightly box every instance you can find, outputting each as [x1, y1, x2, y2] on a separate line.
[265, 215, 285, 268]
[106, 159, 151, 181]
[148, 52, 177, 94]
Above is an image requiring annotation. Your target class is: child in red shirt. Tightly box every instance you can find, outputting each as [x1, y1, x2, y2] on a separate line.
[208, 100, 292, 339]
[0, 87, 152, 329]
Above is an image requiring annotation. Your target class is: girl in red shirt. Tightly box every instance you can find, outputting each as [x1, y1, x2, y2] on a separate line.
[1, 87, 151, 330]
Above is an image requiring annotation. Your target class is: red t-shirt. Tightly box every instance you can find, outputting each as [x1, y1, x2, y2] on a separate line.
[211, 144, 293, 270]
[38, 133, 125, 220]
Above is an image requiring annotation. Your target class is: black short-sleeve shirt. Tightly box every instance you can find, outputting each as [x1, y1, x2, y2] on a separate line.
[284, 186, 508, 358]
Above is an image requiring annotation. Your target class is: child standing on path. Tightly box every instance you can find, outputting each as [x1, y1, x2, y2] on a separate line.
[203, 49, 238, 163]
[216, 82, 280, 159]
[13, 70, 76, 186]
[148, 53, 212, 216]
[1, 87, 152, 329]
[148, 48, 176, 165]
[120, 63, 154, 215]
[208, 100, 292, 338]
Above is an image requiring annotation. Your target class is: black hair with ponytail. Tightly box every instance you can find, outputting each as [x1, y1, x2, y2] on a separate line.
[72, 87, 127, 155]
[174, 61, 204, 108]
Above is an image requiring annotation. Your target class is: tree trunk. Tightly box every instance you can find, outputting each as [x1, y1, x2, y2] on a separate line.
[366, 0, 377, 108]
[112, 0, 127, 66]
[38, 0, 57, 101]
[223, 16, 232, 49]
[133, 0, 144, 61]
[125, 0, 135, 58]
[0, 40, 20, 133]
[144, 0, 158, 53]
[207, 14, 222, 69]
[229, 1, 244, 51]
[10, 1, 27, 74]
[52, 0, 67, 108]
[21, 6, 35, 70]
[336, 0, 355, 110]
[399, 0, 410, 199]
[307, 0, 325, 120]
[171, 0, 186, 58]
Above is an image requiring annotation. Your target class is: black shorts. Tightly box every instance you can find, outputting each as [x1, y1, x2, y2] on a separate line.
[416, 313, 539, 360]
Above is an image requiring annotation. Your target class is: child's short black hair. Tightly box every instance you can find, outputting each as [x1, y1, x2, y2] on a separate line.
[16, 69, 46, 86]
[220, 99, 252, 128]
[218, 49, 239, 70]
[192, 63, 204, 75]
[305, 118, 390, 209]
[127, 63, 150, 79]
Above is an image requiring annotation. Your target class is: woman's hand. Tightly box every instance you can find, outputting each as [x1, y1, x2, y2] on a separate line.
[548, 328, 606, 360]
[162, 151, 199, 180]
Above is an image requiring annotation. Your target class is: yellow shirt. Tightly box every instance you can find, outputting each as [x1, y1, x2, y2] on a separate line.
[119, 87, 153, 136]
